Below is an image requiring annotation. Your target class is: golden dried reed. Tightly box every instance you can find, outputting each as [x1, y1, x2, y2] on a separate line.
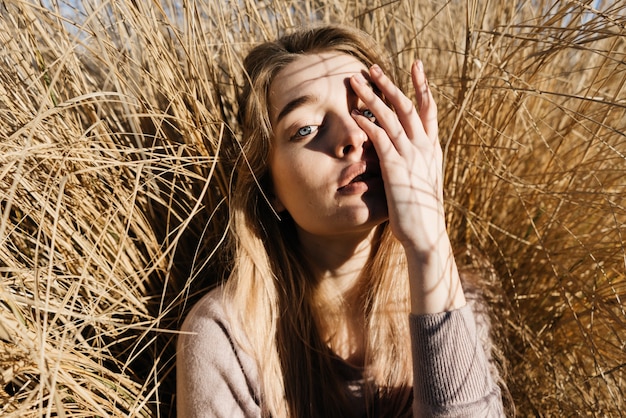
[1, 0, 624, 416]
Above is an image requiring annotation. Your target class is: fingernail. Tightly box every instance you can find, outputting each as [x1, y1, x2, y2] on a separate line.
[370, 64, 382, 76]
[353, 73, 366, 85]
[416, 60, 424, 73]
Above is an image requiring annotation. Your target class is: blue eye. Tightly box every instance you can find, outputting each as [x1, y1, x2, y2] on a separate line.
[362, 109, 375, 120]
[292, 125, 319, 140]
[298, 126, 313, 136]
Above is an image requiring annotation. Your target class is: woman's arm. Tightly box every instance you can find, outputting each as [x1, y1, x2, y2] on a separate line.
[350, 61, 465, 315]
[351, 62, 504, 416]
[409, 301, 504, 416]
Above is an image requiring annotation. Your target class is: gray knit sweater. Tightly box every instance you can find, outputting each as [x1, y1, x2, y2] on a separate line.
[177, 288, 504, 417]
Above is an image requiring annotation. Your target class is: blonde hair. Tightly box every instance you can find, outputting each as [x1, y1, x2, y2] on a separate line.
[224, 25, 412, 417]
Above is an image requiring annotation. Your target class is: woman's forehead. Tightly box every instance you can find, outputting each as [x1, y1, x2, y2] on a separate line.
[268, 52, 368, 122]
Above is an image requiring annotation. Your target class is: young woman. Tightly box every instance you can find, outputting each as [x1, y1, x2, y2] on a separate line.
[177, 25, 504, 417]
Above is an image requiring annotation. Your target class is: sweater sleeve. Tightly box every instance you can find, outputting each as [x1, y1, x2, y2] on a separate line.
[410, 303, 504, 417]
[176, 290, 261, 418]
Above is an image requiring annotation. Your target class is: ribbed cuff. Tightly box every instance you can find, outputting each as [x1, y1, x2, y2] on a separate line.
[410, 304, 495, 411]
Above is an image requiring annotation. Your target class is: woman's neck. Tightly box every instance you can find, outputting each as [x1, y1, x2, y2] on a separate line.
[297, 227, 376, 294]
[296, 226, 380, 367]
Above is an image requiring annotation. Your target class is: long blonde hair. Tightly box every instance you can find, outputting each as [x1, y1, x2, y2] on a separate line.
[224, 25, 412, 417]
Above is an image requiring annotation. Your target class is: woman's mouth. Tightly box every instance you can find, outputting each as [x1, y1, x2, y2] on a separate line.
[349, 172, 372, 184]
[337, 163, 382, 193]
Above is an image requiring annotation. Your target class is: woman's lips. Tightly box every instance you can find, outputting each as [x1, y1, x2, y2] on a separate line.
[337, 162, 382, 193]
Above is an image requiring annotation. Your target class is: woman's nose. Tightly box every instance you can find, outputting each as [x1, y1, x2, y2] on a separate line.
[333, 114, 369, 158]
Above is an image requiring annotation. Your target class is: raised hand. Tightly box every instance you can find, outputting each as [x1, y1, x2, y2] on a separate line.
[349, 61, 443, 253]
[350, 61, 465, 313]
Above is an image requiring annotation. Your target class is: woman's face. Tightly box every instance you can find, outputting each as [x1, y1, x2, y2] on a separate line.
[267, 52, 387, 239]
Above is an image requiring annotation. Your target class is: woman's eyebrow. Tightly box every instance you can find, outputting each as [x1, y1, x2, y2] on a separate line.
[275, 94, 317, 124]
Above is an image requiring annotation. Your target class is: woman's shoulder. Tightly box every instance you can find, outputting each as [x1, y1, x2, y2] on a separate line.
[180, 286, 230, 335]
[178, 285, 254, 366]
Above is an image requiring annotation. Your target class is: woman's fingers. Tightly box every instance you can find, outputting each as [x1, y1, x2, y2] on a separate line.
[349, 60, 446, 248]
[349, 72, 409, 153]
[411, 60, 438, 146]
[411, 61, 443, 180]
[350, 61, 439, 153]
[366, 64, 423, 143]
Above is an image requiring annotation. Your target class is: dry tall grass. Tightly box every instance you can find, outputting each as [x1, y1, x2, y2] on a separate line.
[1, 0, 624, 416]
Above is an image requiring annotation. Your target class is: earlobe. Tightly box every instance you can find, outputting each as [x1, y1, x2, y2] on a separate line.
[265, 175, 286, 214]
[272, 196, 286, 213]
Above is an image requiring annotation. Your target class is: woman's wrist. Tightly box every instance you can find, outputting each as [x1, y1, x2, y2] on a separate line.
[405, 234, 466, 315]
